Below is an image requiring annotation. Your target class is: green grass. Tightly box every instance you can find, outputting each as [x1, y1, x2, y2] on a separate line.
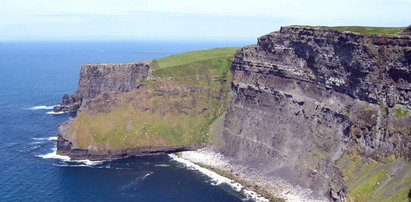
[348, 168, 388, 201]
[337, 154, 411, 202]
[69, 47, 239, 150]
[320, 26, 405, 35]
[395, 107, 409, 117]
[380, 103, 389, 114]
[152, 47, 239, 70]
[296, 25, 406, 35]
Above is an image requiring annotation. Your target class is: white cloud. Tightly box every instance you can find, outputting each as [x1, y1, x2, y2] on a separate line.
[0, 0, 410, 40]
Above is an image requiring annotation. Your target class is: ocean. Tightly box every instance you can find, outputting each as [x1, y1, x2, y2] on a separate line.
[0, 40, 254, 202]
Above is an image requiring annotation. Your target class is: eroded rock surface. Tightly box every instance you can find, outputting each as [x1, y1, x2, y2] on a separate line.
[217, 26, 411, 201]
[54, 27, 411, 201]
[54, 61, 150, 113]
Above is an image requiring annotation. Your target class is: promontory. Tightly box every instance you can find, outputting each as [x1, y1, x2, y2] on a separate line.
[54, 25, 411, 201]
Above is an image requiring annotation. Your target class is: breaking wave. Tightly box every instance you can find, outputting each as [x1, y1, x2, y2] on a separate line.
[168, 154, 269, 202]
[154, 164, 170, 167]
[31, 136, 58, 141]
[37, 147, 103, 167]
[46, 111, 64, 115]
[28, 105, 57, 110]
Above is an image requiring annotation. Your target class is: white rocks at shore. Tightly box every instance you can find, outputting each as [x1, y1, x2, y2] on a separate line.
[175, 148, 325, 202]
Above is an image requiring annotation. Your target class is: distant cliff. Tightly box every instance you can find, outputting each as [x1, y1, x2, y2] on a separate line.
[54, 26, 411, 201]
[54, 61, 150, 113]
[55, 48, 237, 160]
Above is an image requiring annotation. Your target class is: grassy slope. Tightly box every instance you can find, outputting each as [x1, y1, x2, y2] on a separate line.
[337, 154, 411, 202]
[70, 47, 238, 150]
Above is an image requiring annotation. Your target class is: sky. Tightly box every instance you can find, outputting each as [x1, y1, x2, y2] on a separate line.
[0, 0, 410, 41]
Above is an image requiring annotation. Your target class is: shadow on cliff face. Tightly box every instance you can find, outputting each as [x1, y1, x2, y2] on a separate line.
[223, 26, 411, 201]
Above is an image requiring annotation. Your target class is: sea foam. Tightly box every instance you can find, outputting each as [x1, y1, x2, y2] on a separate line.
[28, 105, 57, 110]
[46, 111, 64, 115]
[37, 147, 103, 167]
[168, 154, 269, 202]
[31, 136, 58, 141]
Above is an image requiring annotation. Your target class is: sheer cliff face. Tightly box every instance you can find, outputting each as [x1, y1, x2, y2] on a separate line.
[219, 26, 411, 200]
[56, 61, 150, 112]
[74, 62, 150, 100]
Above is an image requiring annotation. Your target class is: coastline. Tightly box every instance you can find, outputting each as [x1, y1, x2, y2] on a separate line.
[176, 148, 327, 202]
[168, 152, 270, 202]
[56, 118, 325, 201]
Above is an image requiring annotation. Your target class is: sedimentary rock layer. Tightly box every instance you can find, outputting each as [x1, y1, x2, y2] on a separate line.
[218, 26, 411, 200]
[54, 61, 150, 112]
[54, 26, 411, 201]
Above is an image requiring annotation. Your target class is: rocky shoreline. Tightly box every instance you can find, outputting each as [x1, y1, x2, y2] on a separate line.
[178, 148, 328, 202]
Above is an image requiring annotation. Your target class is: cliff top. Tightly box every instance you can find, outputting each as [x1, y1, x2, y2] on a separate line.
[152, 47, 239, 71]
[82, 60, 152, 67]
[285, 25, 407, 35]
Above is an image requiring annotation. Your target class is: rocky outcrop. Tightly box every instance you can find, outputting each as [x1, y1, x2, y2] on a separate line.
[55, 61, 155, 158]
[54, 61, 150, 113]
[54, 48, 236, 161]
[398, 25, 411, 36]
[217, 26, 411, 201]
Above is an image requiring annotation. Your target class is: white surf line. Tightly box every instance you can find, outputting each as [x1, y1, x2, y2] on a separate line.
[154, 164, 170, 167]
[168, 154, 269, 202]
[31, 136, 58, 141]
[142, 171, 154, 180]
[37, 147, 103, 166]
[46, 111, 65, 115]
[28, 105, 58, 110]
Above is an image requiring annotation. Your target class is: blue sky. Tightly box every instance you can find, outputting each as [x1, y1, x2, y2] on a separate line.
[1, 0, 410, 41]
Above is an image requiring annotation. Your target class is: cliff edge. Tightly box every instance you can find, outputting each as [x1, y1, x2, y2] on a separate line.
[54, 61, 150, 113]
[217, 26, 411, 201]
[54, 26, 411, 201]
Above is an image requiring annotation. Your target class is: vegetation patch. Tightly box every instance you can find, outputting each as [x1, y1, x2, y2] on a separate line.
[69, 48, 238, 151]
[318, 26, 405, 35]
[379, 103, 389, 114]
[395, 107, 409, 117]
[337, 154, 411, 201]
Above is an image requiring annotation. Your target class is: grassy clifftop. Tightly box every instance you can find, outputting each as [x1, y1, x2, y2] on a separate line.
[294, 25, 406, 35]
[321, 26, 405, 35]
[68, 47, 238, 151]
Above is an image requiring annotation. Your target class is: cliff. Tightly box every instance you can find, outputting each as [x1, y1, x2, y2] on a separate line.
[54, 26, 411, 201]
[54, 61, 150, 113]
[217, 26, 411, 201]
[55, 48, 237, 159]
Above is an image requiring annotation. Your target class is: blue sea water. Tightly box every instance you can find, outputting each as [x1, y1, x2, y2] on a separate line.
[0, 41, 252, 202]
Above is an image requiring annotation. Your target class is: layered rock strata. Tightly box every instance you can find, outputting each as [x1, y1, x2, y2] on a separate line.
[54, 26, 411, 201]
[54, 61, 150, 112]
[217, 26, 411, 200]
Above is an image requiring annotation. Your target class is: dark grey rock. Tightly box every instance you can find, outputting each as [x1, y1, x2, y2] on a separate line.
[216, 26, 411, 201]
[54, 61, 150, 113]
[398, 25, 411, 36]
